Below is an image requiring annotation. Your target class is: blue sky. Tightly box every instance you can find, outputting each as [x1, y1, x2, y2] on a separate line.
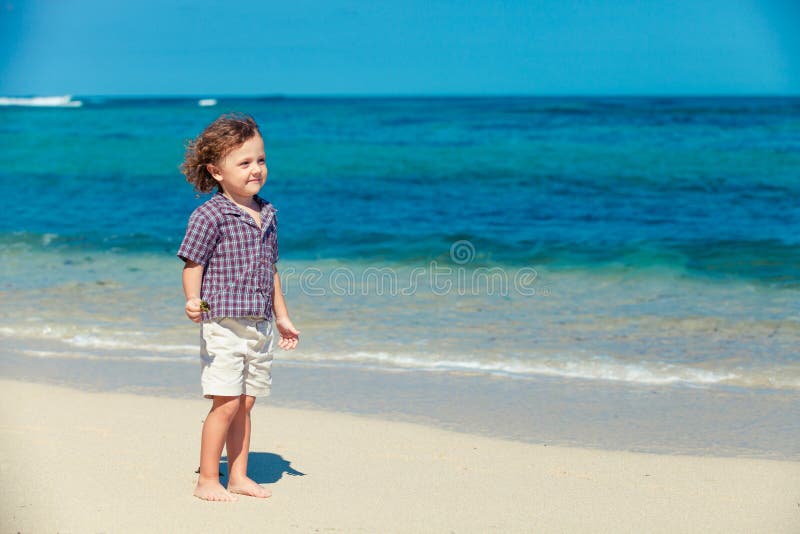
[1, 0, 798, 96]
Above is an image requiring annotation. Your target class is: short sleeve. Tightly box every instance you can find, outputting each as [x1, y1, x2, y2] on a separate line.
[177, 211, 219, 265]
[273, 216, 279, 263]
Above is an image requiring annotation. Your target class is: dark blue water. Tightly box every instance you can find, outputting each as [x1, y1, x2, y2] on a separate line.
[1, 96, 799, 283]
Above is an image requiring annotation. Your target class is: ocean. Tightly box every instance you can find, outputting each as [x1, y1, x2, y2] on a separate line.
[1, 96, 799, 456]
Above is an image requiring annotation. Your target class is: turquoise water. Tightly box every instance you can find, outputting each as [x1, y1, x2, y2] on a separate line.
[1, 96, 799, 390]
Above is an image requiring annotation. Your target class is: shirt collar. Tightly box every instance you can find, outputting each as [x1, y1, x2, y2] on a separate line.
[213, 192, 277, 225]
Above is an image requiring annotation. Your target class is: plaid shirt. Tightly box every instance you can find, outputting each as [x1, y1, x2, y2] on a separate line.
[177, 193, 279, 321]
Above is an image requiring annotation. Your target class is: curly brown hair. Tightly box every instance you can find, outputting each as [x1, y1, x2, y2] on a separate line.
[180, 113, 262, 193]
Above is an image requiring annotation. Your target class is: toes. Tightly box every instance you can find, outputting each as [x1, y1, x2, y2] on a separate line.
[195, 483, 240, 502]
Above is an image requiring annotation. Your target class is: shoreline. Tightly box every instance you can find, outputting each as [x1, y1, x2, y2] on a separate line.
[2, 378, 799, 533]
[2, 352, 800, 461]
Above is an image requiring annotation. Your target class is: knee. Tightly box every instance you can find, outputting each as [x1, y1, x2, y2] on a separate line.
[211, 396, 241, 421]
[242, 395, 256, 414]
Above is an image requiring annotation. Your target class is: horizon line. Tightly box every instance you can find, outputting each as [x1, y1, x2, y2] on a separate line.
[3, 92, 799, 99]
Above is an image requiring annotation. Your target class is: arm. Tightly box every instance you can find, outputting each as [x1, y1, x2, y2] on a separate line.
[273, 266, 300, 350]
[183, 260, 205, 323]
[178, 210, 219, 323]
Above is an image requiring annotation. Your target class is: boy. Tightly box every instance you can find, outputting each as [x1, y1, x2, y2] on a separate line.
[178, 113, 300, 502]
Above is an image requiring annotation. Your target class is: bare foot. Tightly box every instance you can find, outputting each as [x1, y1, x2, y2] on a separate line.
[228, 476, 272, 498]
[194, 478, 238, 502]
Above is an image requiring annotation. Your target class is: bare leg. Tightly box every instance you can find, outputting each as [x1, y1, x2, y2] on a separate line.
[194, 395, 241, 501]
[226, 394, 271, 498]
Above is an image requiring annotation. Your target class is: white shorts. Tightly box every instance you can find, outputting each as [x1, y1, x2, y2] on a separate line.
[200, 317, 274, 399]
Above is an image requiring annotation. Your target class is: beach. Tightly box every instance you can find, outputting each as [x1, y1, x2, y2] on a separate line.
[1, 378, 798, 533]
[2, 96, 799, 531]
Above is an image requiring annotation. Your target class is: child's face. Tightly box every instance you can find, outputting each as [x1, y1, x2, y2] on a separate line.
[207, 135, 267, 201]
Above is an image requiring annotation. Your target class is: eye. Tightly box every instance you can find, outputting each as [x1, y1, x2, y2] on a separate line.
[258, 158, 266, 164]
[239, 160, 250, 167]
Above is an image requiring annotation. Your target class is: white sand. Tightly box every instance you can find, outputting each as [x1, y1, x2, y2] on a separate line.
[1, 379, 798, 533]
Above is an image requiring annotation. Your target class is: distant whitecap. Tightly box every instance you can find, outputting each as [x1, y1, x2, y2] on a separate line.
[0, 95, 83, 107]
[198, 98, 217, 107]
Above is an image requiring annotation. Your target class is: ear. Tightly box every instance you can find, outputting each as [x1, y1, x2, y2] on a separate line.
[206, 164, 223, 182]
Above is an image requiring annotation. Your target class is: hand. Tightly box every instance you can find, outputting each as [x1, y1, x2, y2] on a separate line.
[185, 298, 204, 323]
[275, 316, 300, 350]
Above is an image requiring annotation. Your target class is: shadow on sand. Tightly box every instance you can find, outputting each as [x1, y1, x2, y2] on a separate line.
[218, 452, 306, 484]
